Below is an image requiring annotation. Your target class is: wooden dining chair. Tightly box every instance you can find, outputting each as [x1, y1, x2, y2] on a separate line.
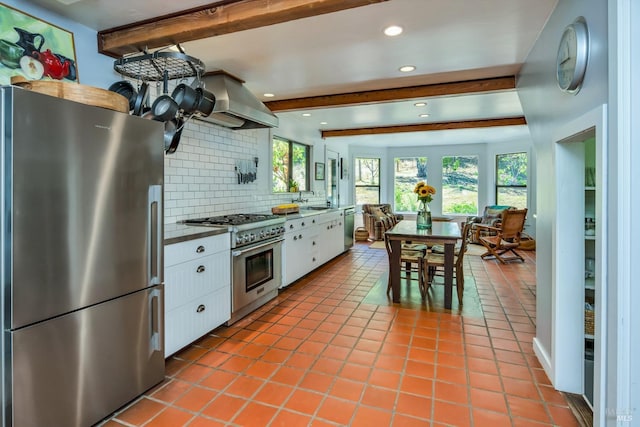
[421, 221, 472, 304]
[429, 220, 470, 256]
[479, 208, 528, 263]
[384, 233, 427, 298]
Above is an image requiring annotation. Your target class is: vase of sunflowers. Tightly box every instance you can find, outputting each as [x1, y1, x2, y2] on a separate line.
[413, 181, 436, 230]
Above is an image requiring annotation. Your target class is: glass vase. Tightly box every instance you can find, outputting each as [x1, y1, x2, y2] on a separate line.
[416, 201, 432, 230]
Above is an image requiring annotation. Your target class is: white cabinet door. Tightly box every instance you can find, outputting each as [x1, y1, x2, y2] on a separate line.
[284, 230, 308, 285]
[165, 287, 230, 356]
[316, 211, 344, 264]
[283, 212, 347, 286]
[164, 233, 230, 357]
[308, 227, 321, 271]
[331, 212, 345, 256]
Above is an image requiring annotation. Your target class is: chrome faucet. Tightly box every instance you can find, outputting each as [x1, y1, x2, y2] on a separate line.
[292, 191, 308, 203]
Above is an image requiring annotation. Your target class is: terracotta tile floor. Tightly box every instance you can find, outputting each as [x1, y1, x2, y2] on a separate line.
[100, 243, 580, 427]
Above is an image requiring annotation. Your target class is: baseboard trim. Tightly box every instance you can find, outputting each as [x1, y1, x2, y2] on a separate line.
[533, 337, 553, 383]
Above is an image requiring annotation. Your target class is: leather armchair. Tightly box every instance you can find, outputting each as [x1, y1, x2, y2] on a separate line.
[362, 204, 404, 241]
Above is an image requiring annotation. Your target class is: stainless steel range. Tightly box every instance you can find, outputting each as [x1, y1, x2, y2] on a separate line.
[183, 214, 285, 324]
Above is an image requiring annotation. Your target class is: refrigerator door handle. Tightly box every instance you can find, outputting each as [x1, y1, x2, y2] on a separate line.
[148, 185, 162, 286]
[148, 288, 162, 353]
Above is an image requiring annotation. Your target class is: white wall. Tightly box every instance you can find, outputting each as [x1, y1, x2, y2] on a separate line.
[519, 0, 607, 367]
[517, 0, 630, 424]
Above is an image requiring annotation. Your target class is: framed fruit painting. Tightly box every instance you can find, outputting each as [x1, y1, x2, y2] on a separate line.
[0, 3, 78, 84]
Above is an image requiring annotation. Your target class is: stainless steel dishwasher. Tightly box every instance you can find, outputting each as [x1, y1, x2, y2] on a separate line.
[343, 207, 355, 250]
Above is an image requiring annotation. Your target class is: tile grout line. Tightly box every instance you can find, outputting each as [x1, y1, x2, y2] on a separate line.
[474, 255, 563, 425]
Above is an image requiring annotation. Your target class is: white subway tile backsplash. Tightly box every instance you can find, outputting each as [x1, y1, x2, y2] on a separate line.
[164, 121, 327, 225]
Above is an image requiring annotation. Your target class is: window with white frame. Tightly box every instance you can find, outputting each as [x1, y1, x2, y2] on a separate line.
[496, 152, 528, 208]
[354, 158, 380, 204]
[394, 157, 428, 211]
[442, 155, 478, 215]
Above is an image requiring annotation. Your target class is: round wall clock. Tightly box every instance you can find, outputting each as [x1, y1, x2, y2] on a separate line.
[556, 17, 589, 93]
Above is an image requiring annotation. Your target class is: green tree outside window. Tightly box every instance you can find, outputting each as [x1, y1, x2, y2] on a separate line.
[272, 136, 309, 192]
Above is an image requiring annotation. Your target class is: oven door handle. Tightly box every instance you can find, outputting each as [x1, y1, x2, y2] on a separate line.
[232, 238, 284, 257]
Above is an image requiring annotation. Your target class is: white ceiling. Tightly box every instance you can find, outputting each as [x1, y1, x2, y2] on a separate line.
[28, 0, 558, 148]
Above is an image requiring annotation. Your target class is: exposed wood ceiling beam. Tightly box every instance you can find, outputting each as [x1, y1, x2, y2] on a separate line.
[98, 0, 389, 57]
[265, 76, 516, 111]
[321, 117, 527, 138]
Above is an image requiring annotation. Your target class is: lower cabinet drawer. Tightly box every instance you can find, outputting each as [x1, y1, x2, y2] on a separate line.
[164, 251, 230, 311]
[165, 234, 230, 267]
[164, 287, 231, 357]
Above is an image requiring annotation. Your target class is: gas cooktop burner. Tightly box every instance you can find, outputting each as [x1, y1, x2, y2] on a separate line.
[183, 213, 286, 249]
[184, 213, 282, 226]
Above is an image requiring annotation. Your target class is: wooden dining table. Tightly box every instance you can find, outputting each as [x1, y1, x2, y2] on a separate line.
[385, 220, 461, 308]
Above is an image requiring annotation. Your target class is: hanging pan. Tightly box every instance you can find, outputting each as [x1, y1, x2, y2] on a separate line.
[164, 117, 184, 154]
[132, 81, 149, 116]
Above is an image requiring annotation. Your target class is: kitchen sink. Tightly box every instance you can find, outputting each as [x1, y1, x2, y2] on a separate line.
[302, 205, 331, 211]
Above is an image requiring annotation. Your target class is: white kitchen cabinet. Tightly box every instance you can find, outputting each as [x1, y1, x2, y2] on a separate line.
[164, 234, 230, 357]
[315, 210, 344, 265]
[283, 211, 346, 286]
[308, 227, 321, 271]
[329, 210, 345, 259]
[284, 216, 317, 285]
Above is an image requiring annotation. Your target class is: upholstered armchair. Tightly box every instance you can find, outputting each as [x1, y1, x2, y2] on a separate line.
[362, 204, 404, 241]
[467, 205, 513, 244]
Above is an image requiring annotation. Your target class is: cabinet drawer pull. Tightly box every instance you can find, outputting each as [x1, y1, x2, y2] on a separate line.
[196, 304, 206, 313]
[196, 245, 205, 253]
[196, 265, 206, 273]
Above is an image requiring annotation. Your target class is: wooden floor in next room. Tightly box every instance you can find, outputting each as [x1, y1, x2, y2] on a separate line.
[101, 241, 583, 427]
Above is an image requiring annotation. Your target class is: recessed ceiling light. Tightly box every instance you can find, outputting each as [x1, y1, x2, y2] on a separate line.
[399, 65, 416, 73]
[320, 121, 328, 125]
[414, 102, 427, 107]
[302, 113, 311, 117]
[384, 25, 403, 36]
[419, 114, 430, 118]
[263, 93, 275, 98]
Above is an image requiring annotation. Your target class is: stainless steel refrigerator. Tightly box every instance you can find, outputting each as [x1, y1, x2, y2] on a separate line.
[0, 87, 165, 427]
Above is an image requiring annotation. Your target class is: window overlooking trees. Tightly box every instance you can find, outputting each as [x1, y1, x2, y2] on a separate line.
[272, 136, 309, 192]
[442, 156, 478, 215]
[394, 157, 427, 211]
[496, 152, 528, 208]
[354, 158, 380, 204]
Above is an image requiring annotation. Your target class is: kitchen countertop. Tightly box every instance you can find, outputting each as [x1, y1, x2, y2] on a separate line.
[164, 205, 356, 243]
[274, 205, 355, 220]
[164, 223, 230, 245]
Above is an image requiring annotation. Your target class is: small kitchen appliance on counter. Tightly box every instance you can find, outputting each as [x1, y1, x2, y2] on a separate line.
[0, 87, 165, 427]
[183, 213, 286, 324]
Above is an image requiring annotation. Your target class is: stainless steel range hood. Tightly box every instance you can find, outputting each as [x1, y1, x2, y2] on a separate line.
[196, 72, 278, 129]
